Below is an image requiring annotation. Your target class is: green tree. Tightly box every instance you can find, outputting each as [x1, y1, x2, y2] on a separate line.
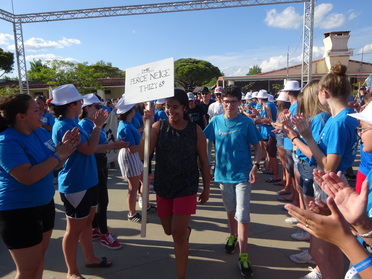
[27, 60, 125, 91]
[0, 48, 14, 78]
[246, 65, 262, 76]
[175, 58, 222, 91]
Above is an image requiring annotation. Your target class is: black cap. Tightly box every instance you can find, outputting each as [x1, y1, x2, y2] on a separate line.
[201, 87, 209, 93]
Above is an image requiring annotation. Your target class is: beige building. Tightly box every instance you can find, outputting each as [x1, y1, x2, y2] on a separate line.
[217, 31, 372, 93]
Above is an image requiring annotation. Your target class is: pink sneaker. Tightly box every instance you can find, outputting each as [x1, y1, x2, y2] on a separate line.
[100, 233, 122, 250]
[92, 227, 101, 240]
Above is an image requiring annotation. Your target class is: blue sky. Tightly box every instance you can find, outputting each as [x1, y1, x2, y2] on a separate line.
[0, 0, 371, 78]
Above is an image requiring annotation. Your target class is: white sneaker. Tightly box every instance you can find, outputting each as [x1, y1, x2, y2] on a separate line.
[291, 230, 310, 241]
[289, 250, 315, 265]
[285, 217, 299, 224]
[299, 267, 322, 279]
[138, 196, 143, 209]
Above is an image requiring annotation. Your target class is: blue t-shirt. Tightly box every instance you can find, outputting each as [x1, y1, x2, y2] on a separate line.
[296, 112, 330, 163]
[41, 110, 55, 128]
[52, 118, 98, 194]
[204, 114, 261, 183]
[117, 121, 141, 146]
[316, 108, 358, 173]
[0, 128, 56, 210]
[284, 102, 298, 150]
[359, 145, 372, 176]
[258, 104, 274, 140]
[79, 118, 107, 145]
[154, 110, 168, 122]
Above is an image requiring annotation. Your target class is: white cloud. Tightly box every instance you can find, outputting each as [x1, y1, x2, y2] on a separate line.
[26, 53, 79, 63]
[314, 3, 345, 29]
[357, 44, 372, 55]
[0, 33, 13, 45]
[348, 10, 358, 21]
[264, 7, 302, 29]
[10, 37, 82, 52]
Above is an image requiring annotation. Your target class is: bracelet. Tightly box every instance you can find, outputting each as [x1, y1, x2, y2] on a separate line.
[50, 154, 61, 163]
[291, 136, 299, 142]
[358, 230, 372, 238]
[355, 254, 372, 272]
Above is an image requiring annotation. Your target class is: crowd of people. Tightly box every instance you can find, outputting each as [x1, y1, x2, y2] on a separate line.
[0, 63, 372, 279]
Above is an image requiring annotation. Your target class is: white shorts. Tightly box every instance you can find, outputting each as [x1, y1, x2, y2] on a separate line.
[118, 148, 143, 178]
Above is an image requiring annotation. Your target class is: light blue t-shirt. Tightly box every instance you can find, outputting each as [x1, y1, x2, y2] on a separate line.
[284, 101, 298, 150]
[79, 118, 107, 145]
[296, 112, 330, 163]
[203, 114, 261, 183]
[117, 121, 141, 146]
[52, 117, 98, 194]
[0, 128, 56, 210]
[154, 109, 168, 122]
[41, 110, 55, 128]
[316, 108, 359, 173]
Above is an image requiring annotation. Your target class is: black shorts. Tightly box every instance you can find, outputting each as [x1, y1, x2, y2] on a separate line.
[266, 136, 277, 158]
[60, 185, 98, 219]
[0, 200, 55, 249]
[285, 149, 295, 178]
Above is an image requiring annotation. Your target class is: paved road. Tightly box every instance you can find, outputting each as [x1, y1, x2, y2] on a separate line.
[0, 162, 357, 279]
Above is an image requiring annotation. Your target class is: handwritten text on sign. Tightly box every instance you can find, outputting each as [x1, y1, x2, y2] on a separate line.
[125, 57, 174, 105]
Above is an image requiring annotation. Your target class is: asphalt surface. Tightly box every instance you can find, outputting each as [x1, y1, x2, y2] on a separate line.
[0, 159, 358, 279]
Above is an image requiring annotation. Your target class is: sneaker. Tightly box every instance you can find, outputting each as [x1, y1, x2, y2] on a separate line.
[299, 267, 322, 279]
[291, 229, 310, 241]
[92, 227, 101, 240]
[100, 233, 122, 250]
[225, 235, 237, 254]
[138, 196, 143, 209]
[238, 253, 253, 277]
[128, 212, 142, 223]
[285, 217, 299, 224]
[289, 250, 316, 265]
[147, 204, 157, 213]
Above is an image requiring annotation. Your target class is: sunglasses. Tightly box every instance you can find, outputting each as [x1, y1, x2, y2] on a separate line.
[93, 104, 103, 109]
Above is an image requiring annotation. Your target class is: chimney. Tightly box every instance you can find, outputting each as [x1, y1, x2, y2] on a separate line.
[323, 31, 354, 72]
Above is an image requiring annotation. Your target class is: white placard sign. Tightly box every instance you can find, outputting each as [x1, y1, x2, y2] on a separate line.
[124, 57, 174, 105]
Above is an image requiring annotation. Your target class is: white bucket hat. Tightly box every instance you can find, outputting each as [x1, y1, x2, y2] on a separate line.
[251, 91, 259, 98]
[246, 93, 252, 100]
[276, 91, 290, 102]
[257, 89, 269, 99]
[348, 102, 372, 125]
[50, 84, 83, 105]
[116, 96, 135, 114]
[268, 94, 274, 102]
[155, 99, 166, 105]
[82, 93, 104, 108]
[282, 80, 301, 92]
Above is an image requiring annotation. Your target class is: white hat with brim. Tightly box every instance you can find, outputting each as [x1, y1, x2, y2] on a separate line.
[276, 91, 290, 102]
[82, 93, 104, 108]
[155, 99, 166, 105]
[257, 89, 269, 99]
[268, 94, 274, 102]
[252, 91, 258, 98]
[348, 103, 372, 125]
[281, 80, 301, 92]
[116, 96, 135, 114]
[50, 84, 83, 105]
[247, 93, 252, 100]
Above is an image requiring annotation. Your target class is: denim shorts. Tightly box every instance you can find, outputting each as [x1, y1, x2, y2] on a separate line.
[275, 132, 284, 147]
[297, 159, 315, 197]
[219, 182, 252, 223]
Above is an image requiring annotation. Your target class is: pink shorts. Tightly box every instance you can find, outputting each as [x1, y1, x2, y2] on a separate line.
[156, 194, 197, 218]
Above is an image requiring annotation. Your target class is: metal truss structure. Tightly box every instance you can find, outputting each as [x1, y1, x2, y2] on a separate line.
[0, 0, 314, 93]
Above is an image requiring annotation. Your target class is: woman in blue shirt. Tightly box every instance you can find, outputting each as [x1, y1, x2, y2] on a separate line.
[292, 65, 359, 279]
[50, 84, 112, 279]
[79, 93, 128, 250]
[0, 94, 77, 279]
